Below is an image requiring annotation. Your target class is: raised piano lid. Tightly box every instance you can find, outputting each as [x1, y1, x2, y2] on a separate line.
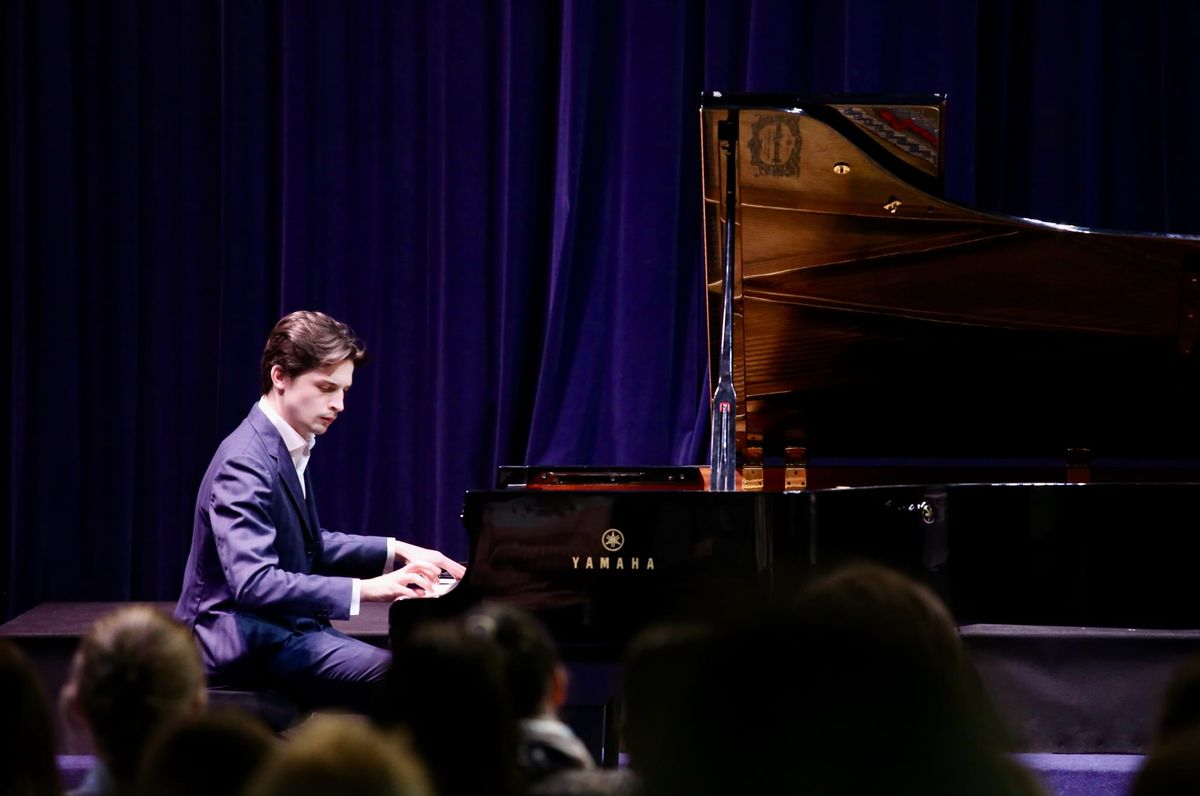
[701, 93, 1200, 485]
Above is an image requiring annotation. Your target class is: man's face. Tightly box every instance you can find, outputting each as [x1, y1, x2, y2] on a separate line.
[272, 359, 354, 438]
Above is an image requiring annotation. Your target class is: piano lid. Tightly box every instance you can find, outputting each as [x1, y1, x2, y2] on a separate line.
[701, 94, 1200, 471]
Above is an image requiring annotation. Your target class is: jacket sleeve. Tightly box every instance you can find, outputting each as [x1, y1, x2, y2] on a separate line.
[210, 454, 355, 620]
[318, 530, 389, 576]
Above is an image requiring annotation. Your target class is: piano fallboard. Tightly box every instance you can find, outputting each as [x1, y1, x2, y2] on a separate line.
[390, 489, 807, 655]
[390, 482, 1200, 659]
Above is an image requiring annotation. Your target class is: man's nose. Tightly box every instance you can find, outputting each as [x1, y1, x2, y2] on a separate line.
[331, 392, 345, 412]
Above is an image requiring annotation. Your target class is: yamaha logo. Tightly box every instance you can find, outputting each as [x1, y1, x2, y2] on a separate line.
[571, 528, 653, 571]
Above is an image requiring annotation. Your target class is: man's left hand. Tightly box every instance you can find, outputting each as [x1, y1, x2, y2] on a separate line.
[395, 540, 466, 580]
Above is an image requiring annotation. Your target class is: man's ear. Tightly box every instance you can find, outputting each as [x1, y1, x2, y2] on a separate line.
[191, 686, 208, 715]
[60, 670, 88, 732]
[270, 364, 288, 392]
[549, 663, 569, 710]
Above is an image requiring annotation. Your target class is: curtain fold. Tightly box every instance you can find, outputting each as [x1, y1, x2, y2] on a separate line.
[4, 0, 1199, 620]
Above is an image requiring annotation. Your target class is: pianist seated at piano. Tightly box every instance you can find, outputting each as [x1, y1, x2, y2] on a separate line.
[174, 310, 465, 712]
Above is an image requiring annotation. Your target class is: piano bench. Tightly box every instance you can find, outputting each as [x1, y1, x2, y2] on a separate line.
[205, 686, 308, 734]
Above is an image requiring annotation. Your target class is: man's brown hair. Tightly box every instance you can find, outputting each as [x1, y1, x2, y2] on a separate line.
[260, 311, 366, 394]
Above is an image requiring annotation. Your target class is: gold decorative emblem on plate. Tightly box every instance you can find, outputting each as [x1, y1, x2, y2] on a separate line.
[748, 113, 802, 177]
[601, 528, 625, 552]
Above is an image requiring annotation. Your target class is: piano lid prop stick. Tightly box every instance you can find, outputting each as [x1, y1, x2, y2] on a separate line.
[710, 110, 739, 492]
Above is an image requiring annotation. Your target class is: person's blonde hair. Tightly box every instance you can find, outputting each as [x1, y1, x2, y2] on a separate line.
[248, 715, 431, 796]
[63, 606, 205, 783]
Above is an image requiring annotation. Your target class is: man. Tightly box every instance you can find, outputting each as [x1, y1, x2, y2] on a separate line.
[175, 310, 464, 710]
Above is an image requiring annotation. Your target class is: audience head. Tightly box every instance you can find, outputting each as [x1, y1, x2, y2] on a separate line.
[1130, 726, 1200, 796]
[0, 639, 62, 796]
[463, 602, 566, 719]
[136, 710, 273, 796]
[248, 715, 430, 796]
[787, 562, 1019, 795]
[62, 606, 206, 788]
[622, 563, 1029, 796]
[463, 603, 600, 782]
[1129, 653, 1200, 796]
[790, 561, 976, 722]
[1156, 654, 1200, 743]
[620, 622, 719, 796]
[376, 619, 522, 796]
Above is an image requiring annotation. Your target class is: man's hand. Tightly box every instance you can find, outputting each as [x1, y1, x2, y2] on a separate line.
[361, 561, 442, 601]
[394, 540, 466, 580]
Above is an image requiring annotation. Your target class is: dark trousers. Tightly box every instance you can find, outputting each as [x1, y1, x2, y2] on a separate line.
[269, 626, 391, 713]
[210, 624, 391, 715]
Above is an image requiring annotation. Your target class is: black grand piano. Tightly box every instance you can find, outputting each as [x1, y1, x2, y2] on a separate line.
[391, 95, 1200, 756]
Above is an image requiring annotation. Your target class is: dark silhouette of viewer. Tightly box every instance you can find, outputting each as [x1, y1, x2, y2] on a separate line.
[622, 563, 1041, 796]
[135, 710, 274, 796]
[1154, 654, 1200, 743]
[461, 604, 594, 777]
[1128, 653, 1200, 796]
[1129, 726, 1200, 796]
[0, 638, 63, 796]
[459, 604, 635, 796]
[785, 563, 1038, 796]
[621, 622, 715, 795]
[375, 619, 522, 796]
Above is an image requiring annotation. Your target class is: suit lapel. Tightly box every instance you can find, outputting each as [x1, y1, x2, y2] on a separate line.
[277, 455, 317, 543]
[249, 406, 316, 543]
[303, 466, 322, 537]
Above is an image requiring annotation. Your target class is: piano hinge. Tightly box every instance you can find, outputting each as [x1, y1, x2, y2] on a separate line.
[784, 445, 808, 491]
[1179, 256, 1200, 356]
[1066, 447, 1091, 484]
[742, 434, 764, 491]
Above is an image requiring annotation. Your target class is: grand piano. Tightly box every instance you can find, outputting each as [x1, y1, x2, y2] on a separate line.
[391, 96, 1200, 755]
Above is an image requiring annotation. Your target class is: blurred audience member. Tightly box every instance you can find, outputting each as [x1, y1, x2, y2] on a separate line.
[376, 620, 522, 796]
[463, 604, 635, 796]
[785, 563, 1039, 796]
[464, 604, 594, 776]
[135, 710, 273, 796]
[622, 563, 1041, 796]
[0, 638, 62, 796]
[621, 622, 716, 796]
[1129, 653, 1200, 796]
[1130, 726, 1200, 796]
[61, 606, 206, 796]
[247, 715, 430, 796]
[1155, 654, 1200, 743]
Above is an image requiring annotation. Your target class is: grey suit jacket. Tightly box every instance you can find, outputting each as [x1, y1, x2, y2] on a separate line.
[174, 405, 388, 676]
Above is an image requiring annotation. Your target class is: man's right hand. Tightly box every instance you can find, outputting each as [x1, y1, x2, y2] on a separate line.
[361, 561, 442, 601]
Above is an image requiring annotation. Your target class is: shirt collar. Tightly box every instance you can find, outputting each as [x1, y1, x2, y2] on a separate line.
[257, 396, 316, 458]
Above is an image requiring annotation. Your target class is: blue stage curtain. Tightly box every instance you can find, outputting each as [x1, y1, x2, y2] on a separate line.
[3, 0, 1199, 619]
